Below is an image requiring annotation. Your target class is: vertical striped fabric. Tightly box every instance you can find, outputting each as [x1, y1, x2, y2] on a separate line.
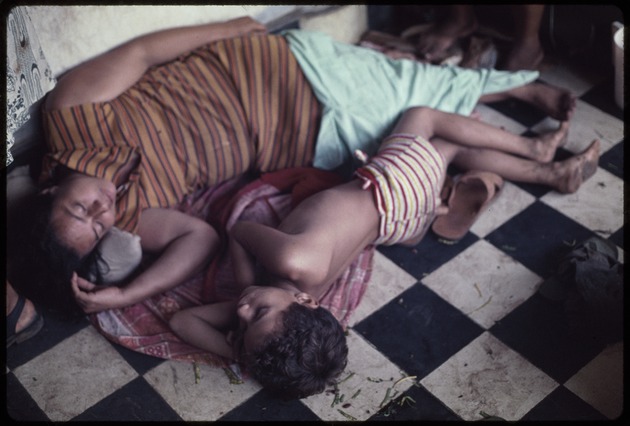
[41, 34, 321, 232]
[354, 134, 446, 246]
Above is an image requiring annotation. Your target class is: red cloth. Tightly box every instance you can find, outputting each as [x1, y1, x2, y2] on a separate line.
[91, 168, 373, 366]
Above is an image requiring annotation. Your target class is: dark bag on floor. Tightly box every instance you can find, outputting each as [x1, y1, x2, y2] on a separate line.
[539, 237, 623, 343]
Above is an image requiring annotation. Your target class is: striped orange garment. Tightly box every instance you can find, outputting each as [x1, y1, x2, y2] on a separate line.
[41, 34, 321, 232]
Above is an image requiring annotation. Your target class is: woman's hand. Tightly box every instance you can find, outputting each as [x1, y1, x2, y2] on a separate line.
[225, 16, 267, 36]
[71, 273, 125, 313]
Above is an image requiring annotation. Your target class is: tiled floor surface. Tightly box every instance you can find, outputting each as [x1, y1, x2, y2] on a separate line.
[6, 14, 624, 423]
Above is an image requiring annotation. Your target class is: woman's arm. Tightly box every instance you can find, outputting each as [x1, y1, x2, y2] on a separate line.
[46, 17, 267, 109]
[169, 302, 238, 359]
[72, 208, 219, 313]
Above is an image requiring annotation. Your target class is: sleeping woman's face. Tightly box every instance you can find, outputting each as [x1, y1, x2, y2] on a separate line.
[45, 174, 117, 257]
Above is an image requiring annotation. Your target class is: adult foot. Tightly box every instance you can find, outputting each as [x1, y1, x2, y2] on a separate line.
[531, 83, 576, 121]
[501, 41, 544, 71]
[532, 121, 570, 162]
[553, 139, 600, 194]
[7, 295, 43, 347]
[510, 82, 576, 121]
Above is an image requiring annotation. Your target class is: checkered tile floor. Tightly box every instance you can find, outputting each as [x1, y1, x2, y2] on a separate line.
[6, 31, 624, 422]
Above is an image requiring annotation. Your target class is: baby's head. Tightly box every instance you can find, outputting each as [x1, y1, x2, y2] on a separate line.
[233, 286, 348, 400]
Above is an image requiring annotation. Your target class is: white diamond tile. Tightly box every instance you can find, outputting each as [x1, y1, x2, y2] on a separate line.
[564, 342, 624, 420]
[302, 329, 414, 421]
[422, 240, 542, 329]
[12, 327, 138, 421]
[143, 359, 260, 421]
[348, 251, 417, 326]
[538, 62, 602, 97]
[541, 167, 624, 238]
[421, 332, 558, 421]
[539, 100, 624, 155]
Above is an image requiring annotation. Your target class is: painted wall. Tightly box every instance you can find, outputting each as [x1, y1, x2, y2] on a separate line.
[25, 5, 367, 77]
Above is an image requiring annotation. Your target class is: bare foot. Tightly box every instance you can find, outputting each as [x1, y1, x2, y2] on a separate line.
[501, 41, 545, 71]
[532, 121, 570, 162]
[510, 82, 576, 121]
[531, 83, 576, 121]
[553, 139, 600, 194]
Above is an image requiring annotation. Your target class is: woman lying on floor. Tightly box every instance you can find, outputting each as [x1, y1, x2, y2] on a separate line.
[8, 16, 577, 327]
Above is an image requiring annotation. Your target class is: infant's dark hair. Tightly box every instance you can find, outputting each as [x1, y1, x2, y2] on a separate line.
[247, 302, 348, 400]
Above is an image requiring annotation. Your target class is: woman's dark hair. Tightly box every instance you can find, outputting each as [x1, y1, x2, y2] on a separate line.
[7, 191, 104, 319]
[246, 303, 348, 400]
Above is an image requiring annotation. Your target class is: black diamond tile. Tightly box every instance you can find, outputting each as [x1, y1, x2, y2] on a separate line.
[485, 201, 594, 278]
[110, 342, 165, 376]
[368, 383, 461, 421]
[378, 231, 479, 281]
[6, 372, 50, 422]
[218, 388, 319, 421]
[6, 313, 91, 370]
[600, 139, 624, 179]
[353, 283, 483, 379]
[512, 180, 554, 199]
[522, 385, 608, 421]
[72, 377, 181, 421]
[490, 293, 611, 383]
[609, 226, 624, 251]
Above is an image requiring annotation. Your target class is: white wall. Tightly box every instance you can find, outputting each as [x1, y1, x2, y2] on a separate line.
[26, 5, 360, 77]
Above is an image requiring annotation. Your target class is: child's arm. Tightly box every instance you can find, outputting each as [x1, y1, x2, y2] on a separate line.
[229, 221, 308, 284]
[228, 231, 257, 290]
[169, 301, 238, 359]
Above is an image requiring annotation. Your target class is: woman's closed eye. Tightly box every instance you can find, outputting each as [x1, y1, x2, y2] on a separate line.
[73, 203, 88, 215]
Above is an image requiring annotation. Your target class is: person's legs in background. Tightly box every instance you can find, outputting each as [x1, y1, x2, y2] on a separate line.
[503, 4, 545, 71]
[414, 4, 545, 71]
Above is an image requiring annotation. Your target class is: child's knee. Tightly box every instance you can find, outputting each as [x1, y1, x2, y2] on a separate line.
[404, 106, 431, 120]
[169, 310, 185, 332]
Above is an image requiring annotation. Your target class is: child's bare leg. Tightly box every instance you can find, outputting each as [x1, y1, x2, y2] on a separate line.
[433, 138, 601, 194]
[479, 82, 576, 121]
[393, 107, 568, 162]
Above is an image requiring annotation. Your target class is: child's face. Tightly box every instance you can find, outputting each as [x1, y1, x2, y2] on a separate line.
[234, 286, 317, 355]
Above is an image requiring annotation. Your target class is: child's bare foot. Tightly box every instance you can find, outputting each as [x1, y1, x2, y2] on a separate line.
[552, 139, 600, 194]
[531, 121, 570, 162]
